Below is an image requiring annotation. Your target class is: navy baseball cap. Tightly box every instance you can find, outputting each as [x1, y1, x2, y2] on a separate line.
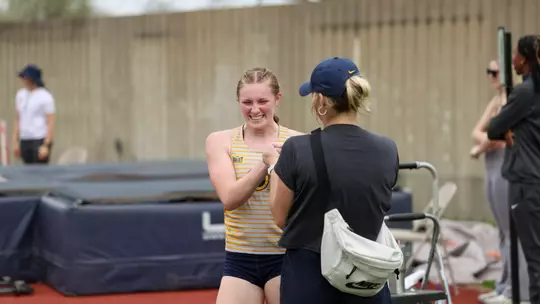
[299, 57, 361, 98]
[18, 64, 44, 87]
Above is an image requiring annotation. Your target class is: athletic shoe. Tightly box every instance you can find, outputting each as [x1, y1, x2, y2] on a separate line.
[483, 294, 530, 304]
[478, 291, 499, 302]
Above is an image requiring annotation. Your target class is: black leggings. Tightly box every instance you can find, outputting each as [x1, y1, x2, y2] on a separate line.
[280, 248, 392, 304]
[511, 183, 540, 304]
[20, 139, 51, 164]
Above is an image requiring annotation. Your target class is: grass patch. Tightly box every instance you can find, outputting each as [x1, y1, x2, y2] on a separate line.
[481, 280, 496, 290]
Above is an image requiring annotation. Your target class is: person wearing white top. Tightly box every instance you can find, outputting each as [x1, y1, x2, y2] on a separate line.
[12, 64, 56, 164]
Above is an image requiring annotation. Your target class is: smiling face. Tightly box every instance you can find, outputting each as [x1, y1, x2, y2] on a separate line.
[238, 82, 280, 128]
[236, 68, 282, 129]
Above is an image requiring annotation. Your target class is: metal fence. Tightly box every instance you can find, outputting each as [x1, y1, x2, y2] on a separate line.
[0, 0, 538, 219]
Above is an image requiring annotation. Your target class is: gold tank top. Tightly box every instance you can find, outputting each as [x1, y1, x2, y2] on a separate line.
[225, 125, 291, 254]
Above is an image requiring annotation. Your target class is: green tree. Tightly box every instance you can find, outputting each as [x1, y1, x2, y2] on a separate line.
[3, 0, 92, 21]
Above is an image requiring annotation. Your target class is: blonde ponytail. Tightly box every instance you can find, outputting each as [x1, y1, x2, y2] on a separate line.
[345, 76, 371, 113]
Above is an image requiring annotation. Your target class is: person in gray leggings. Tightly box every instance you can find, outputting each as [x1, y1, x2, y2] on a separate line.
[470, 60, 530, 304]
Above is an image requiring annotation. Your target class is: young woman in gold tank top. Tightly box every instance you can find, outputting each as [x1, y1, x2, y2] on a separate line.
[205, 68, 302, 304]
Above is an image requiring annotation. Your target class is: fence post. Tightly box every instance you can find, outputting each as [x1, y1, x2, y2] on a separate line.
[0, 120, 8, 166]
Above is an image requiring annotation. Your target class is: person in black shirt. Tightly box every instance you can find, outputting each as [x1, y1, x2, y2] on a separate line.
[262, 57, 398, 304]
[487, 35, 540, 304]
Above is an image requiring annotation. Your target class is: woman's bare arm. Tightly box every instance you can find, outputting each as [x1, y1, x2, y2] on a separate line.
[470, 96, 506, 157]
[205, 130, 268, 211]
[472, 96, 499, 144]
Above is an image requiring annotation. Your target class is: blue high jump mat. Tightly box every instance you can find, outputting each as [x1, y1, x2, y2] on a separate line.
[0, 196, 41, 282]
[0, 159, 209, 196]
[34, 179, 225, 296]
[387, 190, 413, 230]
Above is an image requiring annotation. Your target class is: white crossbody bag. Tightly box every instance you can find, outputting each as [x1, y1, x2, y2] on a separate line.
[310, 128, 404, 297]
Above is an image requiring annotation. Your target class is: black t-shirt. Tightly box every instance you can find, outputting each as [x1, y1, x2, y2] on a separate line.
[274, 124, 399, 253]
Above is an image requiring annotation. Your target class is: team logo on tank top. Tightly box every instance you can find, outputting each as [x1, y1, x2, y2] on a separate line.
[246, 167, 270, 191]
[256, 174, 270, 191]
[231, 155, 244, 164]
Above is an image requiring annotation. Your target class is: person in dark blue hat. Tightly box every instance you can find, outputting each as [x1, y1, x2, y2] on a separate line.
[12, 64, 56, 164]
[262, 57, 398, 303]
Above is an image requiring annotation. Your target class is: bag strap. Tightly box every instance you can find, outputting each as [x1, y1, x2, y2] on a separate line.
[310, 128, 335, 211]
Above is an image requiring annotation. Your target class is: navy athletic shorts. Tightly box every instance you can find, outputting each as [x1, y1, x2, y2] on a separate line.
[280, 248, 392, 304]
[222, 251, 283, 288]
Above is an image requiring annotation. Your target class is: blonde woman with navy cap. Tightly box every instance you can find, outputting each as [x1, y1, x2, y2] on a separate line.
[263, 57, 397, 304]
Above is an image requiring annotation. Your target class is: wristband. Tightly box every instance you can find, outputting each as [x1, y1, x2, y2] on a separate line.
[267, 164, 276, 175]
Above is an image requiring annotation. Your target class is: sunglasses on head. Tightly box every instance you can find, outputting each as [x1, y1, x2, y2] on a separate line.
[486, 68, 499, 77]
